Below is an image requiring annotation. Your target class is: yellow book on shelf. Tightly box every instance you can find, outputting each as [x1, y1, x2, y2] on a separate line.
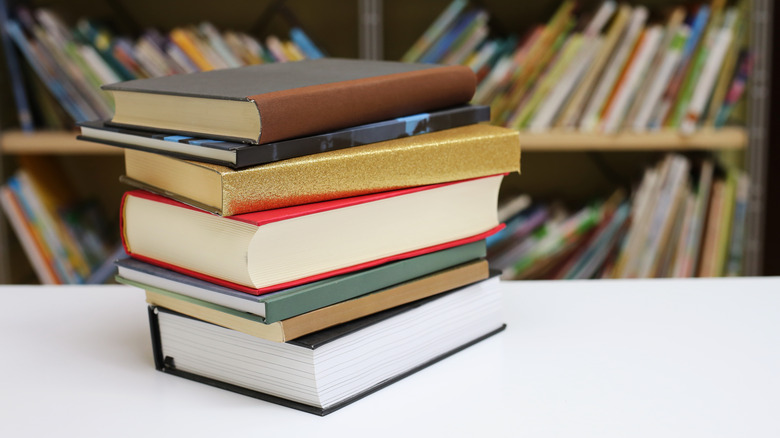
[492, 2, 576, 125]
[170, 28, 214, 71]
[713, 171, 738, 275]
[556, 5, 632, 129]
[507, 33, 584, 129]
[698, 179, 725, 277]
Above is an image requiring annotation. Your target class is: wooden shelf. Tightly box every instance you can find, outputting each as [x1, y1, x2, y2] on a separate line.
[0, 130, 121, 155]
[0, 127, 748, 155]
[518, 127, 748, 151]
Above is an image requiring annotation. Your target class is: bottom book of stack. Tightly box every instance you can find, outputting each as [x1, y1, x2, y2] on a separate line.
[146, 275, 504, 415]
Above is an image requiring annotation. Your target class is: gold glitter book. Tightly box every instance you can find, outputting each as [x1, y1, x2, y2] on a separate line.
[121, 124, 521, 216]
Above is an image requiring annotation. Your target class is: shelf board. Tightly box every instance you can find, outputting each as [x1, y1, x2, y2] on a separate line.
[0, 127, 748, 155]
[0, 130, 121, 155]
[518, 127, 747, 151]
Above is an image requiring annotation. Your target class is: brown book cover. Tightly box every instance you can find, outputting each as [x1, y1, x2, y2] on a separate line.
[121, 124, 521, 216]
[103, 58, 477, 144]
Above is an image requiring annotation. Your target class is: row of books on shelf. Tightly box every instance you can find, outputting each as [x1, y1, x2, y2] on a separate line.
[404, 0, 751, 134]
[0, 156, 121, 284]
[1, 5, 324, 130]
[490, 154, 748, 280]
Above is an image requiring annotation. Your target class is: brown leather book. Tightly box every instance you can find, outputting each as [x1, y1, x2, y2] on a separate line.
[102, 58, 477, 144]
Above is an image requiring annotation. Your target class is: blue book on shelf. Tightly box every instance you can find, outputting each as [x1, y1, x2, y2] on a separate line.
[0, 0, 34, 131]
[290, 27, 325, 59]
[420, 8, 482, 64]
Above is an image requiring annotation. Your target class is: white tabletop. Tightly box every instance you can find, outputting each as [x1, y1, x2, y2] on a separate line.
[1, 277, 779, 437]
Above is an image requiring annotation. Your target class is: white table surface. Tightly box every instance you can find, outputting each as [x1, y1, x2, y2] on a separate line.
[1, 277, 779, 437]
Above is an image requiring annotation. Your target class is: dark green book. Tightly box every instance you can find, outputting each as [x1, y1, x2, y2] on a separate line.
[115, 240, 486, 323]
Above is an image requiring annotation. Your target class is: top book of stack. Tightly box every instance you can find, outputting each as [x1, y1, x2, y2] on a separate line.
[101, 58, 478, 144]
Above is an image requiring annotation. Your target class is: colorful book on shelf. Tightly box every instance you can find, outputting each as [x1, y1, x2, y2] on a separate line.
[578, 6, 648, 132]
[116, 124, 520, 216]
[697, 178, 725, 277]
[714, 50, 752, 128]
[672, 160, 714, 277]
[599, 25, 664, 134]
[115, 240, 487, 321]
[138, 258, 488, 343]
[76, 104, 491, 169]
[0, 184, 59, 284]
[725, 172, 749, 276]
[120, 175, 506, 294]
[493, 1, 577, 126]
[713, 171, 738, 276]
[419, 8, 487, 64]
[555, 4, 632, 129]
[0, 0, 34, 131]
[401, 0, 469, 62]
[102, 58, 478, 144]
[630, 24, 689, 131]
[527, 1, 618, 131]
[622, 6, 686, 131]
[5, 19, 92, 122]
[148, 275, 504, 416]
[681, 8, 739, 133]
[289, 27, 325, 59]
[648, 5, 711, 129]
[4, 157, 118, 284]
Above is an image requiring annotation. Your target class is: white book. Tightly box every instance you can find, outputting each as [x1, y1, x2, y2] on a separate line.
[473, 55, 514, 104]
[681, 11, 737, 134]
[467, 39, 498, 72]
[600, 25, 664, 133]
[584, 1, 618, 36]
[528, 38, 602, 131]
[579, 6, 648, 132]
[635, 155, 690, 278]
[632, 26, 690, 131]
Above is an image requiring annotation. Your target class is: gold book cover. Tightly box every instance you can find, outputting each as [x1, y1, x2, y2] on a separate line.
[122, 124, 521, 216]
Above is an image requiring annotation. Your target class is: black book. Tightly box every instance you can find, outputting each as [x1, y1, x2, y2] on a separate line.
[77, 104, 489, 169]
[147, 275, 505, 416]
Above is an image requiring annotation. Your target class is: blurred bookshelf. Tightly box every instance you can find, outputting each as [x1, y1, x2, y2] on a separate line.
[0, 0, 772, 282]
[0, 130, 120, 154]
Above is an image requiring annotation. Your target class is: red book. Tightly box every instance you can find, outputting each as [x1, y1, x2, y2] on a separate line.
[121, 175, 505, 295]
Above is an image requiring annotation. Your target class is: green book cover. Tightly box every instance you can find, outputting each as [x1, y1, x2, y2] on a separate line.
[116, 240, 486, 323]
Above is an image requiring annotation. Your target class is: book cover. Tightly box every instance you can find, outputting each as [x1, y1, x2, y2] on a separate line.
[0, 185, 59, 284]
[103, 58, 477, 144]
[148, 275, 505, 415]
[141, 259, 489, 342]
[117, 123, 520, 216]
[77, 104, 490, 169]
[115, 240, 487, 318]
[121, 175, 506, 293]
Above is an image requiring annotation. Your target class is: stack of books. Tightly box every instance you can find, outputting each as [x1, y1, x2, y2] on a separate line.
[77, 58, 521, 415]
